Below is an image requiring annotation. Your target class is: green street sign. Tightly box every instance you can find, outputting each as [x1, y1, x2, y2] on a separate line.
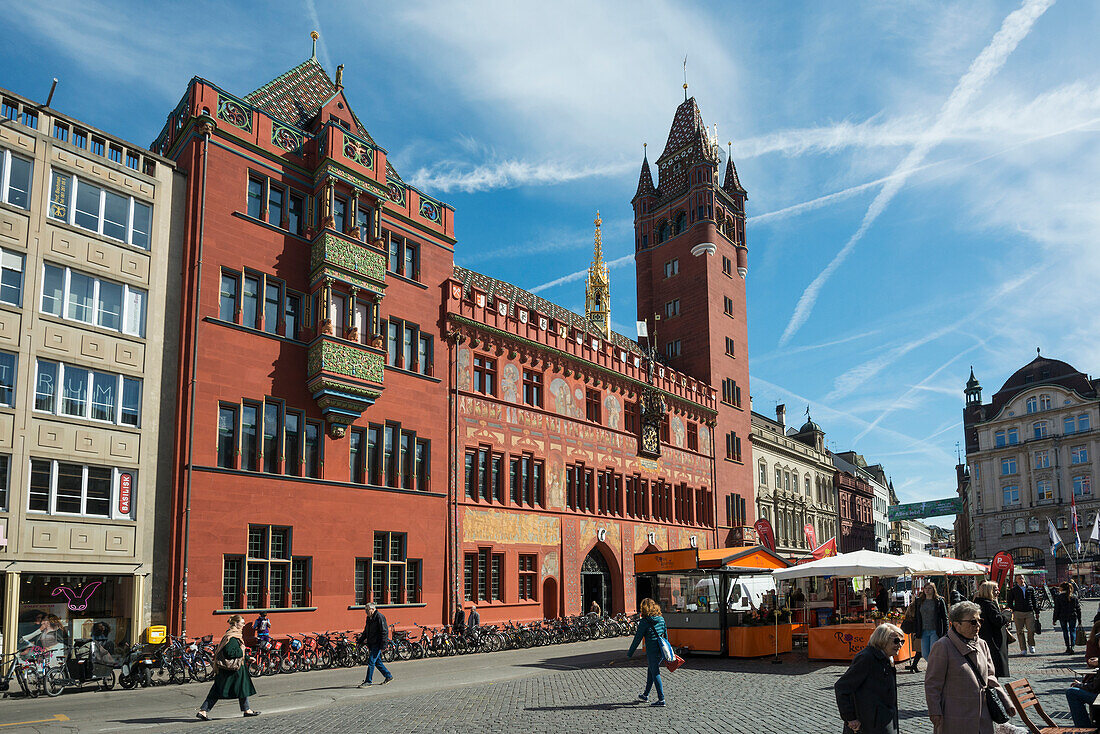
[889, 498, 962, 521]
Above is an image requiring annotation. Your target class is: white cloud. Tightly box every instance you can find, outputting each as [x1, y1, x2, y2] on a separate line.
[528, 253, 635, 294]
[408, 157, 634, 194]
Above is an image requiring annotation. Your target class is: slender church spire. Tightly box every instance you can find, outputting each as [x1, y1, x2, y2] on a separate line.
[585, 211, 611, 337]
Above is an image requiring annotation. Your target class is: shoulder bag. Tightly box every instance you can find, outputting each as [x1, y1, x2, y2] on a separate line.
[962, 651, 1010, 724]
[1077, 627, 1088, 647]
[647, 618, 685, 672]
[214, 637, 244, 672]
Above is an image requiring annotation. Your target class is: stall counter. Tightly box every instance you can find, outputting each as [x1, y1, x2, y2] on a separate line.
[808, 623, 914, 662]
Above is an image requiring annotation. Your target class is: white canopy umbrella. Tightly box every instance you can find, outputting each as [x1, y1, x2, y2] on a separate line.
[772, 549, 917, 580]
[900, 553, 987, 576]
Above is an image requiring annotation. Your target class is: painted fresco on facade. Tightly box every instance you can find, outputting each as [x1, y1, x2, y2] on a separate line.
[671, 415, 685, 448]
[549, 377, 583, 419]
[457, 347, 471, 391]
[462, 508, 561, 546]
[604, 393, 622, 429]
[540, 550, 560, 580]
[501, 363, 520, 403]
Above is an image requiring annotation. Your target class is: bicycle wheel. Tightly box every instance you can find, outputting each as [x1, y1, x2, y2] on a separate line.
[247, 657, 263, 677]
[16, 666, 40, 698]
[194, 654, 215, 682]
[44, 667, 67, 697]
[168, 659, 188, 685]
[101, 671, 116, 690]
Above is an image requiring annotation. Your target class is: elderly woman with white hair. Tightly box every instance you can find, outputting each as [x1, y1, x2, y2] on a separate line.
[925, 601, 1016, 734]
[834, 622, 903, 733]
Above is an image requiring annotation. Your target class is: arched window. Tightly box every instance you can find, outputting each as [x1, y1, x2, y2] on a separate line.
[758, 461, 768, 486]
[1027, 516, 1039, 532]
[805, 475, 811, 497]
[1039, 394, 1051, 410]
[775, 467, 782, 489]
[658, 221, 670, 243]
[1014, 518, 1026, 534]
[1026, 396, 1038, 413]
[1001, 520, 1011, 536]
[784, 471, 791, 492]
[1032, 421, 1048, 439]
[1057, 517, 1067, 529]
[674, 211, 687, 234]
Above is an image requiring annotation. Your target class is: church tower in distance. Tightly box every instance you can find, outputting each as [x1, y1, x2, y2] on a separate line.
[632, 92, 753, 545]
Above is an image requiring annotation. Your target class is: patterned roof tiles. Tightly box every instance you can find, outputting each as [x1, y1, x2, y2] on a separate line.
[453, 266, 644, 355]
[633, 155, 657, 200]
[658, 97, 705, 162]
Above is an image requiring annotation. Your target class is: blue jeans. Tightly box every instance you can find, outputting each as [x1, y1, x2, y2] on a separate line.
[1062, 619, 1079, 648]
[364, 646, 391, 683]
[643, 648, 664, 701]
[921, 630, 939, 659]
[1066, 685, 1096, 727]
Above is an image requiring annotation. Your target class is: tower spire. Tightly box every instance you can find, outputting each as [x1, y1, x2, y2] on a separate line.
[585, 211, 611, 337]
[310, 31, 318, 59]
[682, 56, 688, 101]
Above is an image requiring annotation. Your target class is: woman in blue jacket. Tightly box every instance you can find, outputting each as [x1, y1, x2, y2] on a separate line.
[627, 597, 668, 706]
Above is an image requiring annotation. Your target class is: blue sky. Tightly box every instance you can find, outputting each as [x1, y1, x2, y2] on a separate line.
[6, 1, 1099, 527]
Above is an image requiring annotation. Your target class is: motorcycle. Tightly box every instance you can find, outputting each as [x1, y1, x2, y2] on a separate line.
[117, 642, 162, 689]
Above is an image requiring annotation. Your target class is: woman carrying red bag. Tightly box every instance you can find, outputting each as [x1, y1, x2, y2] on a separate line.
[627, 598, 669, 707]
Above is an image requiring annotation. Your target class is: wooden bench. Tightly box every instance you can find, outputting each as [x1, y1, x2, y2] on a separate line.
[1005, 678, 1098, 734]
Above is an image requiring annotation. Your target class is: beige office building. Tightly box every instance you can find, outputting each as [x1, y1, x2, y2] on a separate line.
[0, 88, 180, 657]
[751, 405, 839, 560]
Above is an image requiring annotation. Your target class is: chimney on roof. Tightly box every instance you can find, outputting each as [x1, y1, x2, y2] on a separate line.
[776, 404, 786, 428]
[335, 64, 344, 90]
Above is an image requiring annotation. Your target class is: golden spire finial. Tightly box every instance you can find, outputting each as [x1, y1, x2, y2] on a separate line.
[586, 211, 610, 336]
[311, 31, 319, 59]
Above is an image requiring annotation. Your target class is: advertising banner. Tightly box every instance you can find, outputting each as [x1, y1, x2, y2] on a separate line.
[991, 551, 1014, 587]
[754, 518, 776, 552]
[804, 523, 817, 550]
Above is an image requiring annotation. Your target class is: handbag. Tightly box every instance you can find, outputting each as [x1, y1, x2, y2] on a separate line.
[1034, 616, 1042, 635]
[1077, 627, 1088, 647]
[901, 614, 916, 634]
[962, 653, 1010, 724]
[214, 637, 244, 672]
[657, 637, 685, 672]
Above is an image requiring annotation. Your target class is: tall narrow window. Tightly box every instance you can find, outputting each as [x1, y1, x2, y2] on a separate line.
[0, 248, 24, 307]
[288, 194, 304, 235]
[268, 185, 284, 227]
[304, 421, 321, 478]
[218, 405, 238, 469]
[284, 411, 301, 477]
[242, 275, 260, 329]
[350, 428, 363, 484]
[284, 293, 301, 340]
[333, 197, 347, 233]
[367, 424, 382, 485]
[241, 403, 259, 471]
[384, 423, 398, 487]
[263, 281, 281, 334]
[247, 177, 264, 219]
[263, 403, 281, 473]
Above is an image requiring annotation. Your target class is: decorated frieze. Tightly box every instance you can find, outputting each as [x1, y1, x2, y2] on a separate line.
[216, 92, 252, 133]
[310, 232, 386, 292]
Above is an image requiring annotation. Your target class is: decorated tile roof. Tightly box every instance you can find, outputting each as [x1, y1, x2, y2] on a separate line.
[633, 154, 657, 200]
[723, 150, 746, 195]
[659, 97, 706, 162]
[244, 57, 377, 147]
[453, 266, 644, 355]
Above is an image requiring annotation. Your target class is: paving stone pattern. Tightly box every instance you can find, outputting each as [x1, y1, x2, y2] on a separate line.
[171, 604, 1098, 734]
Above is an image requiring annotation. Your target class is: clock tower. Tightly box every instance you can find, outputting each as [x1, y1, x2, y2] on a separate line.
[632, 94, 753, 545]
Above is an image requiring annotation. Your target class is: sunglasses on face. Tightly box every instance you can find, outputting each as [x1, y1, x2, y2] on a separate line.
[891, 637, 904, 646]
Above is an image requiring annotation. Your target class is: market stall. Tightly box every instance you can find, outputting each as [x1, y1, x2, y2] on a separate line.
[773, 550, 919, 662]
[634, 546, 791, 657]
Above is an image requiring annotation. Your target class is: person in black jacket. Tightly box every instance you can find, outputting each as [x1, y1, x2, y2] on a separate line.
[1006, 574, 1038, 654]
[356, 603, 392, 687]
[452, 606, 466, 635]
[973, 580, 1010, 678]
[875, 583, 890, 614]
[1054, 581, 1083, 654]
[834, 622, 903, 734]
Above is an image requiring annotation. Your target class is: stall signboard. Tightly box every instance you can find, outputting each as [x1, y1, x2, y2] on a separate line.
[804, 523, 817, 549]
[754, 519, 776, 552]
[888, 498, 961, 521]
[635, 549, 699, 574]
[991, 552, 1014, 587]
[119, 473, 132, 515]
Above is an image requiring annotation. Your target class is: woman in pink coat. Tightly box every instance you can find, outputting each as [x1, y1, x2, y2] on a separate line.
[924, 601, 1016, 734]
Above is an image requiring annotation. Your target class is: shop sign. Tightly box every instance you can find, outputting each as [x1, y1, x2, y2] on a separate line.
[754, 518, 776, 552]
[119, 473, 132, 515]
[52, 581, 102, 612]
[991, 551, 1014, 587]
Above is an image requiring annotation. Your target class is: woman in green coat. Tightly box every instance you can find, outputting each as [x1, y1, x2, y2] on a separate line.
[196, 615, 260, 720]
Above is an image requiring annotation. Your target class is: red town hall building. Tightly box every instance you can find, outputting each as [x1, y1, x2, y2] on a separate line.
[151, 50, 755, 637]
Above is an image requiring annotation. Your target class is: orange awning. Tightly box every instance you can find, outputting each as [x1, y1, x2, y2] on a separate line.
[635, 546, 789, 574]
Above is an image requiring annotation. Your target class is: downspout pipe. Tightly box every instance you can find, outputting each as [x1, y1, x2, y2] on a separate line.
[181, 113, 216, 638]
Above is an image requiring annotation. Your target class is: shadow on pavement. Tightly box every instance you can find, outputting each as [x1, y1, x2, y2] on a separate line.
[113, 716, 196, 725]
[527, 702, 649, 712]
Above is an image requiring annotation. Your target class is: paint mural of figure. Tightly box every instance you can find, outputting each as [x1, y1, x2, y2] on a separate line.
[671, 415, 685, 448]
[501, 363, 520, 403]
[604, 394, 622, 430]
[547, 450, 565, 508]
[699, 425, 711, 455]
[457, 348, 471, 392]
[549, 378, 581, 418]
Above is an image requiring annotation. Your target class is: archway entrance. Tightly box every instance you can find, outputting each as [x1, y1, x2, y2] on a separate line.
[581, 549, 610, 615]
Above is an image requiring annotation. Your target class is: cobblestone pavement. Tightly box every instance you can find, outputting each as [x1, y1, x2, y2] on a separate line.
[169, 604, 1099, 734]
[2, 604, 1095, 733]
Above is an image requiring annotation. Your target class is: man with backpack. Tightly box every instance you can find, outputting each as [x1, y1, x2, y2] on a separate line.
[356, 603, 393, 687]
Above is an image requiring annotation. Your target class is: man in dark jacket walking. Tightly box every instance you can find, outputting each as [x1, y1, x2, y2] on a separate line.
[834, 623, 902, 733]
[452, 605, 466, 635]
[356, 603, 392, 687]
[1007, 574, 1038, 654]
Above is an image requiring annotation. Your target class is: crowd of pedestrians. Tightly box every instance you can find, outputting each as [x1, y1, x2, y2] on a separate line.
[836, 574, 1100, 733]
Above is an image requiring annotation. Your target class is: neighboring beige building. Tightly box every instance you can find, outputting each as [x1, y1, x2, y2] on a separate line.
[751, 406, 839, 560]
[963, 355, 1100, 580]
[0, 88, 180, 658]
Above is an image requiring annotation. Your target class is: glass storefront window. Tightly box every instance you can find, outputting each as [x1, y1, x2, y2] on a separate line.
[18, 574, 133, 664]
